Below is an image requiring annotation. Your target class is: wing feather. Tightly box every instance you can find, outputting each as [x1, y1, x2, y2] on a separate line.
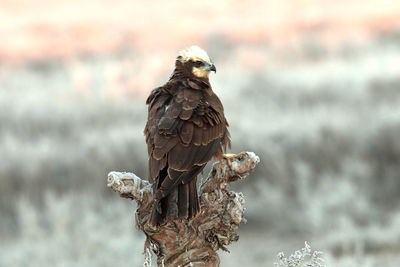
[149, 156, 167, 183]
[179, 109, 193, 120]
[164, 101, 181, 118]
[145, 82, 230, 205]
[153, 133, 179, 159]
[179, 122, 194, 145]
[192, 126, 203, 146]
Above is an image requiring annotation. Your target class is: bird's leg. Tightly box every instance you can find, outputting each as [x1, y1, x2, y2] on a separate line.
[222, 152, 247, 167]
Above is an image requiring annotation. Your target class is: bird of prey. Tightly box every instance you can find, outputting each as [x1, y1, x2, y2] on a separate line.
[144, 46, 231, 226]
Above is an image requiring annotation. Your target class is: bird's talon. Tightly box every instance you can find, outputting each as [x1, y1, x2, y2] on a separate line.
[222, 152, 247, 167]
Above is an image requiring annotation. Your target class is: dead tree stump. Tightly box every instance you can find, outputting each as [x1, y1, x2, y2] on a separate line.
[107, 152, 259, 267]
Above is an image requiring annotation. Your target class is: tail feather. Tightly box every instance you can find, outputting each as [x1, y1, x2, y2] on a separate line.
[150, 189, 179, 226]
[150, 178, 200, 226]
[188, 178, 200, 218]
[178, 183, 189, 218]
[150, 199, 163, 226]
[178, 178, 199, 219]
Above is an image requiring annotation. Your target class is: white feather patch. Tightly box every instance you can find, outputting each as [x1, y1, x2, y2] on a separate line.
[178, 45, 212, 64]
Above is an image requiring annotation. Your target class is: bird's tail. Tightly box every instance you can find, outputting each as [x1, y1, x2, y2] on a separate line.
[178, 178, 200, 219]
[150, 178, 200, 226]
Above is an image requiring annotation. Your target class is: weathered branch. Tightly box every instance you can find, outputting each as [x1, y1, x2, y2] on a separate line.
[107, 152, 259, 267]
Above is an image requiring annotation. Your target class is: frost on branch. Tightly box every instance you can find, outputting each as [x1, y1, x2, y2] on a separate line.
[274, 242, 326, 267]
[107, 152, 259, 267]
[107, 171, 152, 201]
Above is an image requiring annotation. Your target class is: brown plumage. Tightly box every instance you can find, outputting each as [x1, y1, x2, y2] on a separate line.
[144, 46, 230, 225]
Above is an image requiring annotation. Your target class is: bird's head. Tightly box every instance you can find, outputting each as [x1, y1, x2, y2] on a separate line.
[176, 46, 216, 79]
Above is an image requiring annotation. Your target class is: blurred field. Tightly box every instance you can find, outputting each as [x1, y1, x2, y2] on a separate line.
[1, 1, 400, 266]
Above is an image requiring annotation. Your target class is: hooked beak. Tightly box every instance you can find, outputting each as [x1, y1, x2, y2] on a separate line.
[209, 64, 216, 73]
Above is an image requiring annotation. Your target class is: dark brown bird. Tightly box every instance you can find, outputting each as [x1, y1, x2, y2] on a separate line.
[144, 46, 231, 226]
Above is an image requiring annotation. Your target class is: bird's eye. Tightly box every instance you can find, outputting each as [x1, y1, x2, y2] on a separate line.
[194, 60, 203, 67]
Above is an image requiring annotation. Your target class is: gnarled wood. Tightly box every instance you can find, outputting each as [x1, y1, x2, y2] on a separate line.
[107, 152, 259, 267]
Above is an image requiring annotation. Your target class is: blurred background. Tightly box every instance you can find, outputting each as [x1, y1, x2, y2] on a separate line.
[1, 0, 400, 266]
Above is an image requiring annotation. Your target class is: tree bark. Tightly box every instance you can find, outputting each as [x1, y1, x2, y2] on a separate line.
[107, 152, 259, 267]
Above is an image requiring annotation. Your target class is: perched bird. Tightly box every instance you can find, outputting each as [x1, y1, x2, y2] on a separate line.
[144, 46, 231, 226]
